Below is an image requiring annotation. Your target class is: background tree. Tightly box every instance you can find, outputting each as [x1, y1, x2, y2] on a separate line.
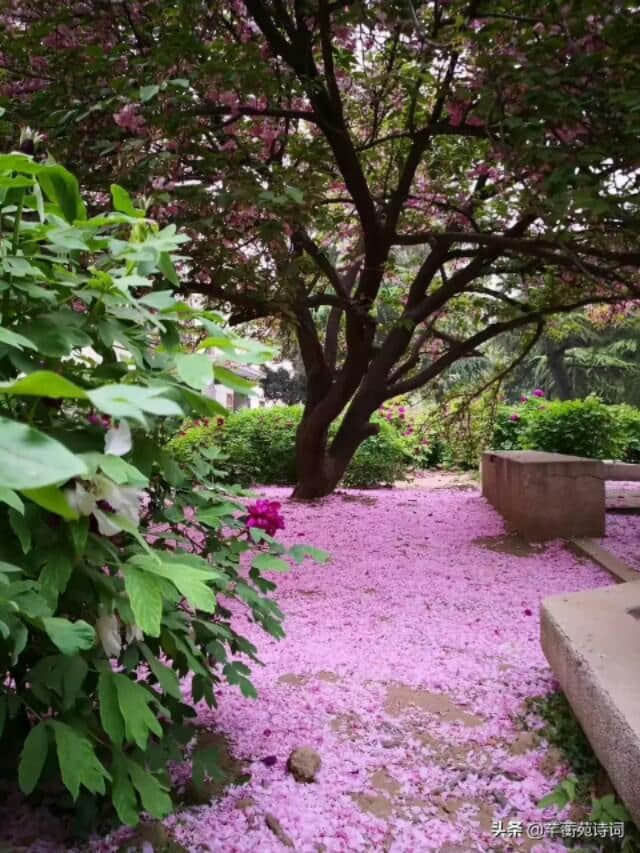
[507, 310, 640, 404]
[261, 366, 307, 405]
[3, 0, 640, 496]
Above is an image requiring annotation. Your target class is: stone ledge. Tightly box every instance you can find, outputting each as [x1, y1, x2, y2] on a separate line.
[570, 538, 639, 584]
[604, 462, 640, 482]
[541, 583, 640, 826]
[482, 451, 605, 539]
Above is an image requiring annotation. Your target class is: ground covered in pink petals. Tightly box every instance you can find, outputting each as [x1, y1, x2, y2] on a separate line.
[2, 486, 614, 852]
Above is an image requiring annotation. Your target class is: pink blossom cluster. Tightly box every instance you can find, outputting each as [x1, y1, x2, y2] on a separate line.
[246, 499, 285, 536]
[113, 103, 146, 135]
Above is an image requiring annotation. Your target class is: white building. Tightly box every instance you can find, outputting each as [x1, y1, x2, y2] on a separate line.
[204, 363, 265, 412]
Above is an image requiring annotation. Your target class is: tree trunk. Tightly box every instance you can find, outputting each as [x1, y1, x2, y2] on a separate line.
[547, 348, 573, 400]
[291, 401, 379, 499]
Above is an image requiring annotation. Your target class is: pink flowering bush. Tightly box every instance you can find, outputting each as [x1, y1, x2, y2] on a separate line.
[377, 400, 444, 469]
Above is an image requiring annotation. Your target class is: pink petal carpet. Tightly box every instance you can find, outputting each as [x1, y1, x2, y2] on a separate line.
[2, 484, 618, 852]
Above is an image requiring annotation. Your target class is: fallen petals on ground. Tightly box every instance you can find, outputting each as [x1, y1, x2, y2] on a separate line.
[1, 485, 613, 852]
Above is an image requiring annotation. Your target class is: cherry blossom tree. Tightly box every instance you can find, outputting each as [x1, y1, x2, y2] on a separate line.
[2, 0, 639, 496]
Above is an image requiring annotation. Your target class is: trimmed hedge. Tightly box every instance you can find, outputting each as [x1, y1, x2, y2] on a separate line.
[169, 405, 411, 488]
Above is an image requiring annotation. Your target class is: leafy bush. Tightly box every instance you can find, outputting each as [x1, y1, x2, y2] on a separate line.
[342, 416, 410, 487]
[519, 397, 622, 459]
[171, 405, 411, 487]
[610, 404, 640, 463]
[0, 152, 326, 831]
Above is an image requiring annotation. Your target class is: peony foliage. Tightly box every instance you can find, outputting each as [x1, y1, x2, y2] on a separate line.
[0, 149, 327, 828]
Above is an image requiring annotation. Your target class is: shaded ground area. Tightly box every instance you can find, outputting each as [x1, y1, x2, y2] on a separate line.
[2, 484, 614, 852]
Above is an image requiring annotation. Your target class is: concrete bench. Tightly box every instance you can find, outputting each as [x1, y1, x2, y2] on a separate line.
[481, 450, 605, 540]
[541, 583, 640, 825]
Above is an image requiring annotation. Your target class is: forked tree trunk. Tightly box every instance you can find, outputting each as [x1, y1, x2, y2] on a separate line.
[291, 402, 379, 499]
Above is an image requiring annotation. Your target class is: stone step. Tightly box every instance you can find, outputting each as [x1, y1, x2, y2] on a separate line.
[541, 583, 640, 826]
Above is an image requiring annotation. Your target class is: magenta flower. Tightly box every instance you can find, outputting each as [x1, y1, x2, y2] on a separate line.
[88, 412, 111, 429]
[532, 389, 545, 398]
[519, 395, 528, 403]
[246, 499, 285, 536]
[509, 413, 521, 422]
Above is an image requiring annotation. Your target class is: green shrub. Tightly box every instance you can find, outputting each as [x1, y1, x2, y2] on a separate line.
[435, 396, 501, 469]
[519, 397, 622, 459]
[171, 405, 411, 487]
[218, 406, 301, 485]
[610, 403, 640, 463]
[0, 153, 326, 831]
[342, 417, 410, 487]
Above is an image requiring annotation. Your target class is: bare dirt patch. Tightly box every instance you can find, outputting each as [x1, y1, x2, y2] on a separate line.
[351, 792, 394, 819]
[473, 533, 544, 558]
[277, 673, 309, 686]
[316, 670, 340, 683]
[397, 471, 479, 491]
[384, 684, 484, 727]
[370, 769, 403, 796]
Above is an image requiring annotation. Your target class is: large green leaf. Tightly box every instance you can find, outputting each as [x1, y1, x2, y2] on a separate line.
[0, 487, 24, 514]
[98, 671, 125, 746]
[113, 674, 162, 750]
[0, 417, 88, 489]
[251, 554, 290, 573]
[37, 164, 86, 223]
[21, 485, 79, 519]
[287, 545, 330, 564]
[129, 555, 216, 613]
[0, 154, 41, 174]
[0, 371, 87, 399]
[88, 384, 182, 423]
[50, 721, 110, 800]
[110, 184, 139, 217]
[0, 327, 37, 351]
[122, 566, 163, 636]
[42, 617, 95, 655]
[9, 508, 31, 553]
[139, 644, 182, 699]
[139, 84, 160, 103]
[174, 353, 213, 391]
[213, 365, 255, 394]
[126, 758, 172, 819]
[18, 722, 49, 795]
[111, 752, 139, 826]
[39, 553, 73, 605]
[97, 454, 148, 486]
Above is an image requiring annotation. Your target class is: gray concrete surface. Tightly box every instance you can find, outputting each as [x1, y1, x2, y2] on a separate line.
[482, 451, 605, 539]
[541, 583, 640, 825]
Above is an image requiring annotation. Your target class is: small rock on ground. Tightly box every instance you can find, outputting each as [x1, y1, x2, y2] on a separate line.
[287, 747, 321, 783]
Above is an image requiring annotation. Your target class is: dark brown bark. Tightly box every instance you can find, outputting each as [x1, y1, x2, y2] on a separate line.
[292, 402, 380, 499]
[546, 346, 573, 400]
